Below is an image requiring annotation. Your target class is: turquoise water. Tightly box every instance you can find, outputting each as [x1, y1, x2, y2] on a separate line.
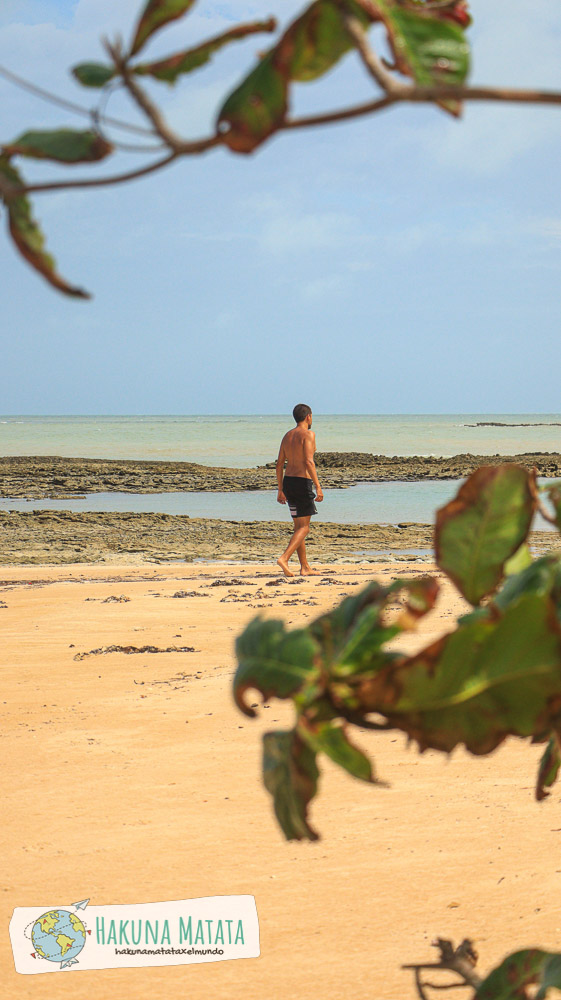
[1, 480, 554, 530]
[1, 414, 561, 467]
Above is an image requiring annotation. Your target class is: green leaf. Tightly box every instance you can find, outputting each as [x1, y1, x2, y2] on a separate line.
[457, 553, 561, 627]
[357, 593, 561, 755]
[504, 542, 533, 577]
[476, 949, 561, 1000]
[263, 730, 320, 841]
[234, 617, 319, 716]
[299, 719, 375, 782]
[494, 554, 561, 618]
[217, 0, 371, 153]
[380, 2, 470, 115]
[3, 129, 113, 164]
[308, 577, 439, 679]
[218, 51, 286, 154]
[435, 465, 537, 605]
[546, 482, 561, 531]
[72, 62, 115, 88]
[133, 19, 276, 84]
[0, 156, 89, 298]
[130, 0, 197, 57]
[536, 735, 561, 801]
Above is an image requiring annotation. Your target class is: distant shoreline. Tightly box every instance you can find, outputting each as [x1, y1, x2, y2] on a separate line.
[464, 422, 561, 427]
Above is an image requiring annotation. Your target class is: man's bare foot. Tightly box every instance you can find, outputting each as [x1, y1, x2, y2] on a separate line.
[300, 566, 321, 576]
[277, 557, 294, 578]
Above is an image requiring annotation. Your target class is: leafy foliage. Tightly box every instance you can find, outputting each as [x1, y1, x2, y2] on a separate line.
[2, 0, 476, 291]
[434, 464, 537, 605]
[378, 0, 471, 114]
[218, 0, 472, 151]
[218, 0, 372, 153]
[476, 948, 561, 1000]
[234, 464, 561, 841]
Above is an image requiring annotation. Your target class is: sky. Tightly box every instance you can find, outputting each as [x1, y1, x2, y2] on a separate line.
[1, 0, 560, 415]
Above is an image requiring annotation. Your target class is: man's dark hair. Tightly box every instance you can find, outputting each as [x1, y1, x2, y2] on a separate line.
[293, 403, 312, 424]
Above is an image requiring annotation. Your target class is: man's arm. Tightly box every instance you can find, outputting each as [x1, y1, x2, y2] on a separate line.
[304, 432, 323, 501]
[276, 438, 287, 503]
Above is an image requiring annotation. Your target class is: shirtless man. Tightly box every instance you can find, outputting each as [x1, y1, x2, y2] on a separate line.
[275, 403, 324, 577]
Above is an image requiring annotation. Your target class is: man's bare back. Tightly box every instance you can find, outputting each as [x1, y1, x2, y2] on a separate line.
[279, 425, 316, 478]
[275, 404, 324, 577]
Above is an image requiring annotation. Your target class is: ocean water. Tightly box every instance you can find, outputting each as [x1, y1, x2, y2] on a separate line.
[1, 480, 554, 530]
[1, 414, 561, 467]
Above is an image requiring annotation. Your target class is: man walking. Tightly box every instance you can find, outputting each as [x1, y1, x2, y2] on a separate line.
[275, 403, 324, 577]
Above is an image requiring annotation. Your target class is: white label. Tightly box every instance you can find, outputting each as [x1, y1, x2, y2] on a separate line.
[9, 895, 260, 974]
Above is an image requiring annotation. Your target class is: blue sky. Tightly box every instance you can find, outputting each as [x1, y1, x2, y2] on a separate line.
[1, 0, 560, 415]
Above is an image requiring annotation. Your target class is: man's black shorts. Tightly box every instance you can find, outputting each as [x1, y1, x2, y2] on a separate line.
[282, 476, 318, 518]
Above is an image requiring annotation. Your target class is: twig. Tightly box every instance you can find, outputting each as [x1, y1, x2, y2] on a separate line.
[0, 63, 156, 137]
[17, 152, 178, 195]
[104, 38, 184, 151]
[536, 497, 558, 525]
[344, 14, 409, 95]
[282, 95, 396, 129]
[403, 938, 483, 998]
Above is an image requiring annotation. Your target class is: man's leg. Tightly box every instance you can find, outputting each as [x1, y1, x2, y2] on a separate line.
[296, 537, 320, 576]
[277, 516, 310, 577]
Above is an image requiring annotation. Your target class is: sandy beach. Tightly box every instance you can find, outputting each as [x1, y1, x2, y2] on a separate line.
[3, 559, 561, 998]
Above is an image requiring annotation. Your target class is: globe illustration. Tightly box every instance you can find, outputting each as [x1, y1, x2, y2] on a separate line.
[31, 910, 86, 966]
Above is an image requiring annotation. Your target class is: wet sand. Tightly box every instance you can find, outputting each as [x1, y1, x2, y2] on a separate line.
[3, 561, 561, 999]
[0, 509, 557, 565]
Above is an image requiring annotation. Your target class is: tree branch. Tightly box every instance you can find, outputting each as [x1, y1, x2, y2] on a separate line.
[283, 83, 561, 133]
[404, 84, 561, 106]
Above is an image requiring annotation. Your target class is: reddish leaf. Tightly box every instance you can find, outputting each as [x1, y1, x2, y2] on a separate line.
[0, 156, 89, 298]
[218, 0, 372, 153]
[134, 19, 277, 84]
[435, 465, 537, 605]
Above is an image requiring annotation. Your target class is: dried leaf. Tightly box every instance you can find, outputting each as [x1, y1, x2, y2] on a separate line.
[357, 593, 561, 755]
[0, 156, 89, 298]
